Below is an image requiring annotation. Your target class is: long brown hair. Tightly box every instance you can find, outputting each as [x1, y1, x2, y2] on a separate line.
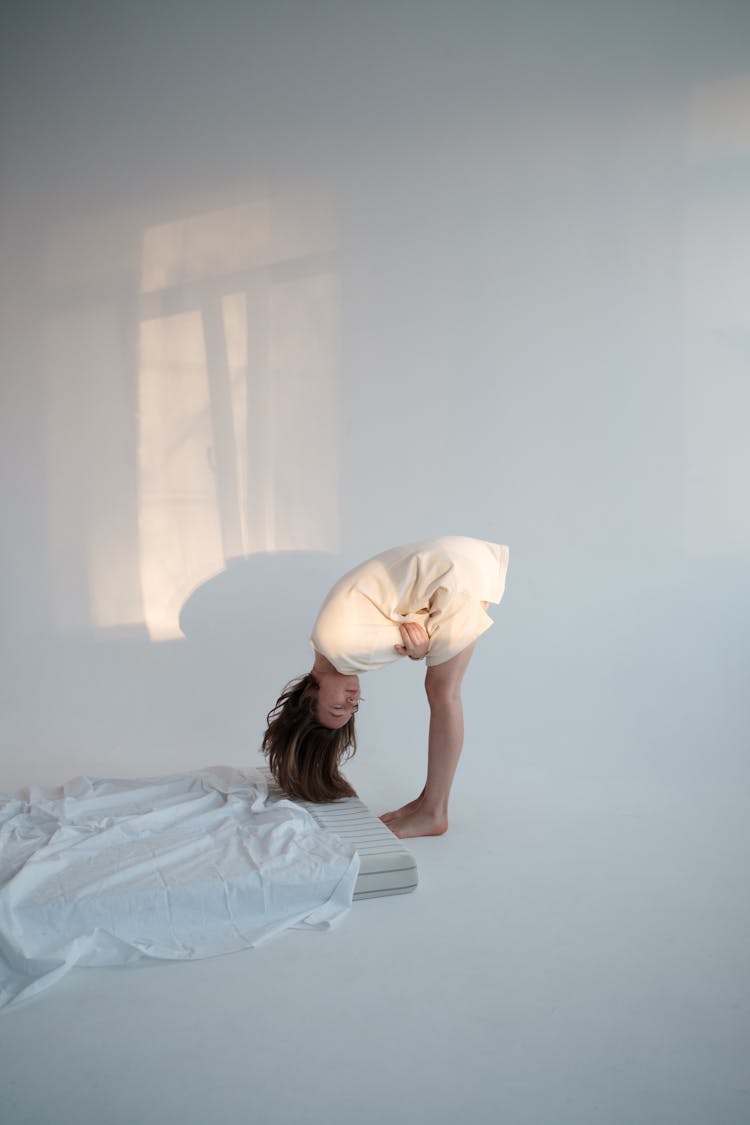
[262, 673, 357, 802]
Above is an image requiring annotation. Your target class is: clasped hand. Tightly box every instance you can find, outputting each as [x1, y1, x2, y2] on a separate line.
[395, 621, 430, 660]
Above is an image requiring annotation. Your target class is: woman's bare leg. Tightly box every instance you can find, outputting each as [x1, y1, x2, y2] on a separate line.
[380, 641, 476, 838]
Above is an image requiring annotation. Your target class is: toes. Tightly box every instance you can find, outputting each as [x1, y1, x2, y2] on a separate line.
[380, 800, 425, 826]
[380, 808, 407, 826]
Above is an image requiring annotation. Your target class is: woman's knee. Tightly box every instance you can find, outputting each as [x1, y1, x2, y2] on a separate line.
[424, 672, 462, 709]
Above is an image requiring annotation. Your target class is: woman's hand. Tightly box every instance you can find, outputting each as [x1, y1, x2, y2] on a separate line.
[395, 622, 430, 660]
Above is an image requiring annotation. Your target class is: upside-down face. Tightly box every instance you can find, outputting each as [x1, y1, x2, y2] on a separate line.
[315, 674, 361, 729]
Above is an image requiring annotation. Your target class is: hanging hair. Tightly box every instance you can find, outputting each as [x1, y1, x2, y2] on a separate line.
[262, 673, 357, 802]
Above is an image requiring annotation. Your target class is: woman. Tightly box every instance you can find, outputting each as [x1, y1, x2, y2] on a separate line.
[262, 536, 510, 839]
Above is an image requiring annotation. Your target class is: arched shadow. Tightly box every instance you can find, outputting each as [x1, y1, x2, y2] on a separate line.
[179, 550, 341, 653]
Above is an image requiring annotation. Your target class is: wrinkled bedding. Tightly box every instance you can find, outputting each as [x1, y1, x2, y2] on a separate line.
[0, 767, 359, 1011]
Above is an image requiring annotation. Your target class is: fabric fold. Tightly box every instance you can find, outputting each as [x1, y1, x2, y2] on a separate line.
[0, 767, 359, 1011]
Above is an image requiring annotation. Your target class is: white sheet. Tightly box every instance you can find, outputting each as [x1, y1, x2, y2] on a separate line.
[0, 767, 359, 1011]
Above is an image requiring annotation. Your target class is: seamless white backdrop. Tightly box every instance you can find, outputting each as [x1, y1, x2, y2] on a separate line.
[1, 5, 749, 1124]
[2, 3, 747, 796]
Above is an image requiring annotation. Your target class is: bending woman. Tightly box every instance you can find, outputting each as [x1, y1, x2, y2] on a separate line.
[262, 536, 509, 839]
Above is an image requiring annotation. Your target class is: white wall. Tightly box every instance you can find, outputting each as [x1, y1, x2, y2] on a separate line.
[1, 1, 749, 794]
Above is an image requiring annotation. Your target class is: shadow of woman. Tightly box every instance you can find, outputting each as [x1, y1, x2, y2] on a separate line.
[178, 552, 344, 744]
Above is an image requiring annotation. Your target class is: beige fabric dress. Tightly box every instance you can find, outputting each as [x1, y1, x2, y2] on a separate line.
[310, 536, 510, 674]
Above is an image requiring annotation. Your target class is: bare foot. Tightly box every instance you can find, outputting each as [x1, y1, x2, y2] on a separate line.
[380, 789, 428, 824]
[380, 798, 420, 826]
[379, 801, 448, 839]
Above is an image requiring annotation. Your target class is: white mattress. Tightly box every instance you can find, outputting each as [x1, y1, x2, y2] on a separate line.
[260, 770, 418, 900]
[0, 767, 360, 1011]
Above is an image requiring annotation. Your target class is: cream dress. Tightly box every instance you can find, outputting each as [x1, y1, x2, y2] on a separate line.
[310, 536, 510, 674]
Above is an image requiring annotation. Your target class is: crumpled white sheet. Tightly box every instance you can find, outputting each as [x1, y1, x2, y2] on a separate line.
[0, 766, 359, 1011]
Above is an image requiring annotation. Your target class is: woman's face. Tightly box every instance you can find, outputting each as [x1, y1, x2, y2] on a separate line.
[315, 675, 360, 729]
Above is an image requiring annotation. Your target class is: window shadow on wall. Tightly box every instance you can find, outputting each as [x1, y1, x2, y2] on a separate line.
[683, 71, 750, 559]
[42, 186, 342, 643]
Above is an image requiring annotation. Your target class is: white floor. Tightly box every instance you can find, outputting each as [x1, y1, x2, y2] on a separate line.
[2, 749, 748, 1125]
